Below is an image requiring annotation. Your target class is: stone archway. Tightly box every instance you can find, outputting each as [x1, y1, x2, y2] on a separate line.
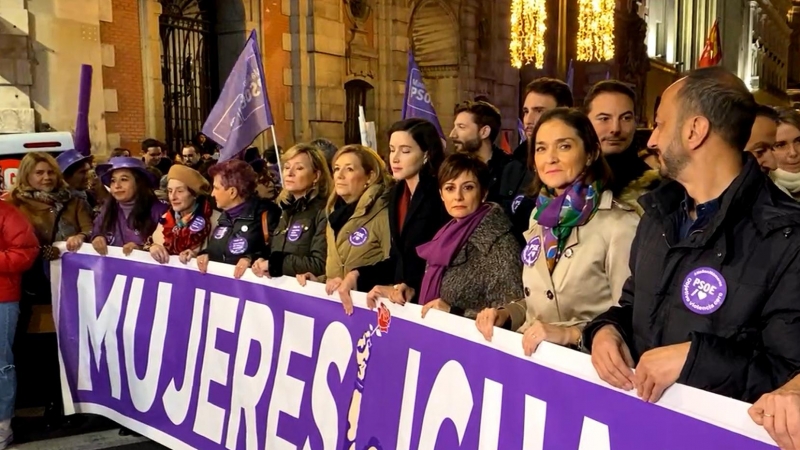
[409, 0, 460, 135]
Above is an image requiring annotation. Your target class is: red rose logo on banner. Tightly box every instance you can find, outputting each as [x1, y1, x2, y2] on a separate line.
[377, 304, 391, 334]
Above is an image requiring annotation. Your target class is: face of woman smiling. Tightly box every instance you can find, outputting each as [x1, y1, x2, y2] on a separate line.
[109, 169, 137, 202]
[533, 119, 590, 194]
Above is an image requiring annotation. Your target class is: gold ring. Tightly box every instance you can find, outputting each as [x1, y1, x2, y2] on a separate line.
[763, 413, 774, 418]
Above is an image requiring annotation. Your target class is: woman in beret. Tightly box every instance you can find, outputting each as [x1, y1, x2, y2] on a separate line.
[146, 165, 221, 264]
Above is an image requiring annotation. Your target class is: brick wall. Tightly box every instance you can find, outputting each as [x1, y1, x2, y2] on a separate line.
[100, 0, 146, 153]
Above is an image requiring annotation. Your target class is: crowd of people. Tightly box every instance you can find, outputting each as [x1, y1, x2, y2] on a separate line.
[0, 65, 799, 448]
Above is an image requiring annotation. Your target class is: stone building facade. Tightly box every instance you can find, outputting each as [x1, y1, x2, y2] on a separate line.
[0, 0, 111, 150]
[278, 0, 519, 154]
[643, 0, 793, 126]
[0, 0, 520, 155]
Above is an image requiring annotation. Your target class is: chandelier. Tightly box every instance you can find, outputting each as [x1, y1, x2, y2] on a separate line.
[509, 0, 547, 69]
[577, 0, 615, 62]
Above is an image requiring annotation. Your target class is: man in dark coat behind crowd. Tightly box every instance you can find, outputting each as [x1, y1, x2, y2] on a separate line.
[583, 66, 800, 405]
[448, 100, 527, 217]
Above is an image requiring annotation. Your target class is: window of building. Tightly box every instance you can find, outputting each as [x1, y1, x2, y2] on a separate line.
[646, 0, 677, 62]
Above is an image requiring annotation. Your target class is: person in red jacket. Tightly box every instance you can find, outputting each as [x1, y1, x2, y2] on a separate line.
[0, 201, 38, 448]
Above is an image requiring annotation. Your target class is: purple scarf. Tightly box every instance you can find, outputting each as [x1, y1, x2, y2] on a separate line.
[416, 203, 493, 305]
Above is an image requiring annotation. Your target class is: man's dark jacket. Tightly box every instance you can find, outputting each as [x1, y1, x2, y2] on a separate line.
[584, 155, 800, 403]
[487, 145, 532, 223]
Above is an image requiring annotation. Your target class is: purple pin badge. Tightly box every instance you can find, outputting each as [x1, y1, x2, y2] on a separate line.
[681, 267, 727, 315]
[349, 227, 369, 246]
[511, 195, 524, 214]
[189, 216, 206, 233]
[521, 235, 541, 266]
[228, 237, 248, 255]
[213, 226, 228, 240]
[287, 223, 304, 242]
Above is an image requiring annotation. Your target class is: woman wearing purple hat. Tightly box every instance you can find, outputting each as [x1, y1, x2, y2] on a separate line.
[55, 149, 96, 213]
[91, 157, 169, 256]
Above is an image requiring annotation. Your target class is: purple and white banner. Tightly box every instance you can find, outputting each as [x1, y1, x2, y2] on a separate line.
[52, 247, 777, 449]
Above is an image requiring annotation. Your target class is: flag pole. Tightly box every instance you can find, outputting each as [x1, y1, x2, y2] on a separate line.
[269, 126, 284, 186]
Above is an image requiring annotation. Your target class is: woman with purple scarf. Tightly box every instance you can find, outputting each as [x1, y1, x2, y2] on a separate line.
[91, 157, 169, 256]
[416, 153, 523, 319]
[474, 108, 639, 355]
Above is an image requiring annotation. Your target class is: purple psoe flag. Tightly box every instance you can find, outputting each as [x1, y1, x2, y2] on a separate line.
[518, 118, 526, 143]
[401, 51, 445, 139]
[202, 30, 273, 163]
[75, 64, 92, 156]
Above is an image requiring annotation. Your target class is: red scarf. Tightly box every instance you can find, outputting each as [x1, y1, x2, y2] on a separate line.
[161, 200, 213, 255]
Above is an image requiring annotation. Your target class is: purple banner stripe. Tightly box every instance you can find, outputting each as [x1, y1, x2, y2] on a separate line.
[54, 250, 776, 450]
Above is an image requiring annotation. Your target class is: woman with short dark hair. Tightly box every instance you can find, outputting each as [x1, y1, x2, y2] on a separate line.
[187, 159, 280, 278]
[411, 153, 523, 319]
[475, 108, 639, 355]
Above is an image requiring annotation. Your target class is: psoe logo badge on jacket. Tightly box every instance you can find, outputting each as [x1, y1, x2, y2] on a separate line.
[287, 223, 304, 242]
[349, 227, 369, 246]
[681, 267, 727, 314]
[189, 217, 206, 233]
[213, 227, 229, 240]
[228, 237, 248, 255]
[511, 195, 524, 214]
[521, 235, 541, 266]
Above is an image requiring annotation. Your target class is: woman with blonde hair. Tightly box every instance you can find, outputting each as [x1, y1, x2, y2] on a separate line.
[6, 152, 93, 426]
[296, 145, 392, 313]
[252, 143, 332, 278]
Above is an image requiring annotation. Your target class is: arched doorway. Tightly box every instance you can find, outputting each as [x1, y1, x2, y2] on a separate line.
[159, 0, 218, 155]
[344, 79, 375, 145]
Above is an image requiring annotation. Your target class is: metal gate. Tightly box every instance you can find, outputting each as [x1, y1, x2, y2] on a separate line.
[159, 0, 218, 156]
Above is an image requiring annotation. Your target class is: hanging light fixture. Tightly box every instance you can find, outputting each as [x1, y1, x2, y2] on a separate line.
[577, 0, 615, 62]
[509, 0, 547, 69]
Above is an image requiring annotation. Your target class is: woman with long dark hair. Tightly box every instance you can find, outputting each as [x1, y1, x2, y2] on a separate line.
[91, 157, 169, 255]
[347, 118, 450, 308]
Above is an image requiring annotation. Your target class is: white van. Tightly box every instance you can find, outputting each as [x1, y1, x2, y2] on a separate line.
[0, 132, 73, 190]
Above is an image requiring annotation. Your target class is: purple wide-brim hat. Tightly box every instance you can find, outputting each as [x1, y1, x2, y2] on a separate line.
[56, 149, 93, 174]
[95, 157, 158, 188]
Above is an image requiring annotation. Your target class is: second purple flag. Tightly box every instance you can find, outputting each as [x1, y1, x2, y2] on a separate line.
[401, 51, 445, 139]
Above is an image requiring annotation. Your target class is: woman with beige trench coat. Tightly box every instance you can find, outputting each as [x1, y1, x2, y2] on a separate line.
[475, 108, 639, 355]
